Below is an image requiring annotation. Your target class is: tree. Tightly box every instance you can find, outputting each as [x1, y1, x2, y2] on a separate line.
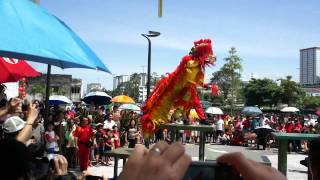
[243, 78, 280, 107]
[29, 84, 45, 99]
[303, 96, 320, 109]
[211, 47, 242, 114]
[278, 76, 305, 106]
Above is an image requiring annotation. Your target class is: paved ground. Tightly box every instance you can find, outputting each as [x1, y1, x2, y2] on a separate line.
[76, 144, 308, 180]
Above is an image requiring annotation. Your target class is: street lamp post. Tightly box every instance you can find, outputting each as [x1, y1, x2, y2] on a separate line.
[141, 31, 160, 101]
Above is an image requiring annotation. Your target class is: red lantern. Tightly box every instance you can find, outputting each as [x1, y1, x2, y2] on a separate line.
[18, 87, 24, 92]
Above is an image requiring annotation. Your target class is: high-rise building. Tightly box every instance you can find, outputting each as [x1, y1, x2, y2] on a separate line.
[300, 47, 320, 86]
[113, 75, 130, 90]
[139, 73, 147, 86]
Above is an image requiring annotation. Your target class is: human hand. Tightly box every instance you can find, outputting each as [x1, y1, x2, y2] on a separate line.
[217, 152, 287, 180]
[119, 141, 191, 180]
[53, 155, 68, 176]
[26, 103, 39, 124]
[7, 97, 23, 114]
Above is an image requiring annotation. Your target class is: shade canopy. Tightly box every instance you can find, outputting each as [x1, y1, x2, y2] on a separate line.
[205, 107, 223, 115]
[111, 95, 135, 104]
[0, 57, 40, 83]
[0, 0, 111, 73]
[49, 95, 72, 105]
[280, 107, 299, 113]
[83, 91, 112, 105]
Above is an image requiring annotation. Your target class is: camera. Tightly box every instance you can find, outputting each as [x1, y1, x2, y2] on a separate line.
[183, 161, 242, 180]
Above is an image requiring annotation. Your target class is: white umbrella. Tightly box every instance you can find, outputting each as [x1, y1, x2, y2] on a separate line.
[49, 95, 72, 105]
[119, 104, 141, 111]
[280, 107, 299, 113]
[205, 107, 223, 115]
[82, 91, 112, 105]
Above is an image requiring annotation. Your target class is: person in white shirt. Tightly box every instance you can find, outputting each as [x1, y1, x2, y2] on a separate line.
[304, 114, 317, 127]
[104, 113, 116, 130]
[216, 116, 224, 139]
[259, 114, 269, 127]
[44, 123, 59, 154]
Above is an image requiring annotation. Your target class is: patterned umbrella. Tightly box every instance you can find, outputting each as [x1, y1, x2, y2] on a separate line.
[0, 57, 40, 83]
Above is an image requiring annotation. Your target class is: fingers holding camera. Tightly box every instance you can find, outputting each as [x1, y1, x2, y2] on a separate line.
[7, 97, 23, 114]
[26, 103, 39, 124]
[217, 152, 286, 180]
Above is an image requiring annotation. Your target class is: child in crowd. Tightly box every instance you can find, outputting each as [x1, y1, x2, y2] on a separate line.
[105, 129, 114, 166]
[95, 124, 106, 165]
[44, 123, 59, 154]
[112, 125, 120, 149]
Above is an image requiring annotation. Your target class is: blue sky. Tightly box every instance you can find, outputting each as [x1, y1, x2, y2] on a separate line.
[30, 0, 320, 90]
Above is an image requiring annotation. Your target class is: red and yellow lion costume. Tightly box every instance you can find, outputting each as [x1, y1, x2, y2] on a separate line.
[141, 38, 216, 136]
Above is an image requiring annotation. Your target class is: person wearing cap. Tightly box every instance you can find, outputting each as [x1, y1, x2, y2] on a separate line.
[2, 102, 39, 144]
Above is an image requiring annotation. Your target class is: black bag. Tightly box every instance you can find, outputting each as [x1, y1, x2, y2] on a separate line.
[85, 140, 93, 148]
[79, 140, 93, 148]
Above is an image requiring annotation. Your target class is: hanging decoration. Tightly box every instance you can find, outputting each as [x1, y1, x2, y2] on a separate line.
[158, 0, 163, 17]
[18, 78, 27, 99]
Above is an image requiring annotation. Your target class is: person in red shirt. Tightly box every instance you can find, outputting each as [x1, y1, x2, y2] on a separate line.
[285, 121, 295, 133]
[74, 117, 94, 172]
[285, 120, 296, 152]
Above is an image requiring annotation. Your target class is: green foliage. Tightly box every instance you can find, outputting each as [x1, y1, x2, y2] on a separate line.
[30, 84, 45, 94]
[278, 76, 305, 106]
[302, 96, 320, 109]
[244, 78, 280, 106]
[211, 47, 242, 114]
[243, 76, 306, 108]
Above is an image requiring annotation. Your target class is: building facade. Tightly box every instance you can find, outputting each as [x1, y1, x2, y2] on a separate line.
[87, 83, 102, 93]
[138, 86, 154, 102]
[300, 47, 320, 86]
[26, 74, 83, 102]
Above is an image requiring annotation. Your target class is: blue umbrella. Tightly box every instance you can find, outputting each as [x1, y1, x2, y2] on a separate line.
[0, 0, 112, 122]
[49, 95, 72, 105]
[0, 0, 111, 72]
[242, 106, 263, 117]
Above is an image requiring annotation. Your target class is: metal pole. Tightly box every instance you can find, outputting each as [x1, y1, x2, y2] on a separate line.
[278, 139, 288, 176]
[147, 39, 151, 99]
[141, 34, 152, 100]
[44, 64, 51, 127]
[199, 131, 205, 161]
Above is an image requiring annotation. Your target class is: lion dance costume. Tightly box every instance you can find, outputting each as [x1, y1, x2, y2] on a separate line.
[141, 38, 216, 136]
